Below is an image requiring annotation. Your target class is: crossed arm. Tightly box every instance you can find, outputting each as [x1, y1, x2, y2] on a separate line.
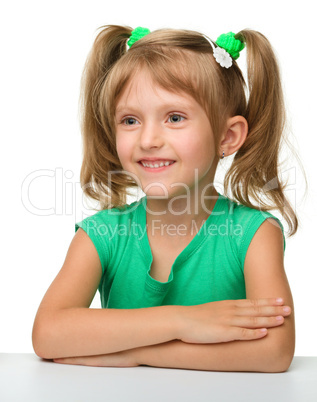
[32, 219, 295, 372]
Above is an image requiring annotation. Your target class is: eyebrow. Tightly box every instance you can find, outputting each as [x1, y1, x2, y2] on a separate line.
[115, 106, 138, 115]
[115, 101, 194, 115]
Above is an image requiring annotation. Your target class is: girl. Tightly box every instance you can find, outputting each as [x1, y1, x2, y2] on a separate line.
[32, 25, 296, 372]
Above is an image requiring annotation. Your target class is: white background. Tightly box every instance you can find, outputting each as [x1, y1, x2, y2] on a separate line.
[1, 0, 316, 355]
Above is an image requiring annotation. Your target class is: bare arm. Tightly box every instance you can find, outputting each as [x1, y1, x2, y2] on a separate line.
[32, 229, 180, 358]
[33, 222, 293, 367]
[101, 219, 294, 373]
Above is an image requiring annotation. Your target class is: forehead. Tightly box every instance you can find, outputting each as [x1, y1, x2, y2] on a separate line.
[115, 69, 198, 112]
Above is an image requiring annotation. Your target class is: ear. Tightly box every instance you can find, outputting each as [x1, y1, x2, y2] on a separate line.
[218, 116, 248, 158]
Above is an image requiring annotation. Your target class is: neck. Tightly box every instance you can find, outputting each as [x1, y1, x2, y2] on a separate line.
[145, 186, 219, 237]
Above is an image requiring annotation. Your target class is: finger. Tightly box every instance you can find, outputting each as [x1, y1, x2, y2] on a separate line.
[233, 298, 285, 308]
[53, 358, 72, 364]
[53, 357, 87, 365]
[232, 315, 285, 329]
[235, 327, 268, 341]
[235, 305, 291, 317]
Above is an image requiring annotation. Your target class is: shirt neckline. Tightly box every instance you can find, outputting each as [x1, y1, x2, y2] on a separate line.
[137, 192, 228, 269]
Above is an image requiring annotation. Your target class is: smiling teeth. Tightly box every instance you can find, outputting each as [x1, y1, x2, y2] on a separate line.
[141, 161, 174, 168]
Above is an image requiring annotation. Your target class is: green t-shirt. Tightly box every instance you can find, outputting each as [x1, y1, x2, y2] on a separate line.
[75, 193, 285, 309]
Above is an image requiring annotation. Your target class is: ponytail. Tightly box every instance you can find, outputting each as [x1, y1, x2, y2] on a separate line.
[79, 25, 134, 209]
[223, 30, 299, 236]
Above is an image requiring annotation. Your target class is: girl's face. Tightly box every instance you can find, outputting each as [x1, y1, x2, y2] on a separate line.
[115, 69, 218, 201]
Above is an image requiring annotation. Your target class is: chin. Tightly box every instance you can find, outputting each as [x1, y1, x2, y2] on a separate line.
[142, 188, 170, 199]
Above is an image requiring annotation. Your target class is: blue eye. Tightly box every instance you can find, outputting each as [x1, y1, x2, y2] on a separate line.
[123, 117, 139, 125]
[168, 114, 184, 123]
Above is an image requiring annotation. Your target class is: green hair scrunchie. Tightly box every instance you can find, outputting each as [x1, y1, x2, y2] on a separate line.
[215, 32, 245, 60]
[127, 27, 151, 48]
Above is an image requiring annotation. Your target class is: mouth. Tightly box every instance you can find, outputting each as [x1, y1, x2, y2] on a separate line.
[138, 160, 176, 171]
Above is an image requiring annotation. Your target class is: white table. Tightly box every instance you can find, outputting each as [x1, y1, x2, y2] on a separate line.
[0, 354, 316, 402]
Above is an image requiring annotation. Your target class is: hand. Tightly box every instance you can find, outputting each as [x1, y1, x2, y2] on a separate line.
[53, 349, 139, 367]
[178, 298, 291, 344]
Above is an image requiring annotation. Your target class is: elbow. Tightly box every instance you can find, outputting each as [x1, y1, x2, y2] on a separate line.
[275, 342, 295, 373]
[267, 351, 294, 373]
[32, 315, 57, 360]
[32, 340, 47, 360]
[262, 337, 295, 373]
[32, 322, 48, 359]
[259, 318, 295, 373]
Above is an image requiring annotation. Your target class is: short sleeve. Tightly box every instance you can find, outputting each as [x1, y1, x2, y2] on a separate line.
[238, 212, 286, 271]
[75, 214, 109, 274]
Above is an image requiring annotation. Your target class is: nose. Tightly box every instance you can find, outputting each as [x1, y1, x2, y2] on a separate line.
[139, 121, 164, 150]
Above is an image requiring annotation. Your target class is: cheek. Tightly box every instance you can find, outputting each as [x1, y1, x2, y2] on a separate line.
[180, 131, 215, 161]
[116, 135, 132, 166]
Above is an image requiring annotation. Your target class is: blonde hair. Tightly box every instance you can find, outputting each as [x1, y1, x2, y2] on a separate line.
[79, 25, 302, 236]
